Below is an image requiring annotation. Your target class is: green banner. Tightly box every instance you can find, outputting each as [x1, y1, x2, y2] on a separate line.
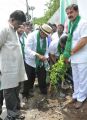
[60, 0, 71, 24]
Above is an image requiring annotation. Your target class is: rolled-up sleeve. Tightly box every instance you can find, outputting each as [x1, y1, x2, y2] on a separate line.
[44, 38, 49, 58]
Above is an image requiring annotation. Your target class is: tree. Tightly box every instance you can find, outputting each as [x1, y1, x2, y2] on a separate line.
[34, 0, 60, 25]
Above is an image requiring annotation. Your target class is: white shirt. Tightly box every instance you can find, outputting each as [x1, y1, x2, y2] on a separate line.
[51, 32, 59, 41]
[48, 39, 59, 57]
[48, 32, 60, 57]
[25, 30, 49, 68]
[70, 18, 87, 63]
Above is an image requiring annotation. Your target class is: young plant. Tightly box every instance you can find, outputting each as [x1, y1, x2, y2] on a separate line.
[50, 55, 69, 88]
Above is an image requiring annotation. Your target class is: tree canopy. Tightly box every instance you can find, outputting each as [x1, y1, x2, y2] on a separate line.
[33, 0, 60, 25]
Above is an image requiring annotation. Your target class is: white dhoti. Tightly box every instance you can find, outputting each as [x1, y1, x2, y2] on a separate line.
[71, 63, 87, 102]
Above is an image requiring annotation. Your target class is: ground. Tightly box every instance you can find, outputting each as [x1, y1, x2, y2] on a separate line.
[22, 85, 87, 120]
[1, 83, 87, 120]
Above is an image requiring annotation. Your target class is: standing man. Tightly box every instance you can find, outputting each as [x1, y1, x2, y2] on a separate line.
[23, 22, 33, 34]
[17, 22, 33, 59]
[20, 22, 33, 58]
[17, 25, 25, 58]
[23, 24, 52, 99]
[0, 10, 26, 119]
[49, 24, 64, 64]
[64, 4, 87, 109]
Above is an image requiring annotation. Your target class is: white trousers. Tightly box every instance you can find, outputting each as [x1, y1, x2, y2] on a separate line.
[71, 63, 87, 102]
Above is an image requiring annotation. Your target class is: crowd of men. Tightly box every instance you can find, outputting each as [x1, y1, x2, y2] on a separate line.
[0, 3, 87, 120]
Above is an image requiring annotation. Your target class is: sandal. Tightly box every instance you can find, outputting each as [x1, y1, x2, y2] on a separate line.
[69, 99, 77, 104]
[15, 114, 25, 119]
[75, 101, 83, 109]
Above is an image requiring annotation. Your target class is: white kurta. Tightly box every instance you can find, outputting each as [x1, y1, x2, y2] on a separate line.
[0, 23, 25, 90]
[70, 18, 87, 63]
[70, 18, 87, 102]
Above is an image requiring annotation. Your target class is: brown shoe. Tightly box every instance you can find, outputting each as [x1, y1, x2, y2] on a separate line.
[75, 101, 83, 109]
[69, 99, 77, 104]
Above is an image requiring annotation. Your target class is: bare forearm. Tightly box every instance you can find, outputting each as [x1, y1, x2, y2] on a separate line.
[49, 54, 56, 64]
[35, 53, 47, 61]
[71, 37, 87, 55]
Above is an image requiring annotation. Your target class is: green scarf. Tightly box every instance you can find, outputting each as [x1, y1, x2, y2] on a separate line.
[36, 31, 46, 68]
[58, 43, 64, 55]
[20, 32, 27, 59]
[63, 15, 81, 59]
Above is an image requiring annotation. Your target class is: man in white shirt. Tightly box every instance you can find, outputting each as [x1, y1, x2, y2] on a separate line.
[49, 24, 64, 64]
[64, 4, 87, 109]
[51, 24, 58, 41]
[23, 24, 52, 99]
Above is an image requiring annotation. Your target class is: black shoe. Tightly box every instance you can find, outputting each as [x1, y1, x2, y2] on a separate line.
[28, 92, 34, 97]
[0, 106, 2, 115]
[4, 114, 25, 120]
[41, 91, 47, 95]
[4, 115, 15, 120]
[40, 89, 47, 95]
[28, 89, 34, 97]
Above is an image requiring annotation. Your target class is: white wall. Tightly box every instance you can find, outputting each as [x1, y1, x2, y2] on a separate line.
[71, 0, 77, 4]
[77, 0, 87, 20]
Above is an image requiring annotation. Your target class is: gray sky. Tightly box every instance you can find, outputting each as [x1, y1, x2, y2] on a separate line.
[0, 0, 50, 25]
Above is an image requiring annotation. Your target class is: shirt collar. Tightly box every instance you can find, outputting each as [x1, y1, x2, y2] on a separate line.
[8, 22, 15, 31]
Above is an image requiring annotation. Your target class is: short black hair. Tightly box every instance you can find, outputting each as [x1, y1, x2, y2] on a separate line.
[10, 10, 26, 22]
[58, 24, 64, 30]
[60, 35, 68, 46]
[47, 23, 53, 27]
[23, 21, 31, 26]
[66, 4, 78, 12]
[52, 24, 57, 28]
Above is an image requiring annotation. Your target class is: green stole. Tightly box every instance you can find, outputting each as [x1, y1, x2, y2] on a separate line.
[20, 32, 27, 58]
[58, 42, 64, 55]
[36, 31, 46, 68]
[63, 15, 81, 59]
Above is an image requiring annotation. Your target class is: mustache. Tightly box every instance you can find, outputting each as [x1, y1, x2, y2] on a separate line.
[68, 16, 73, 19]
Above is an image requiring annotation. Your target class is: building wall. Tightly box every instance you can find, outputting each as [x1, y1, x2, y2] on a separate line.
[77, 0, 87, 20]
[71, 0, 77, 4]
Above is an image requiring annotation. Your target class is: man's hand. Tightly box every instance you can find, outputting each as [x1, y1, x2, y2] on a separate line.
[36, 53, 47, 61]
[71, 50, 75, 55]
[64, 58, 69, 64]
[38, 54, 47, 61]
[71, 37, 87, 55]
